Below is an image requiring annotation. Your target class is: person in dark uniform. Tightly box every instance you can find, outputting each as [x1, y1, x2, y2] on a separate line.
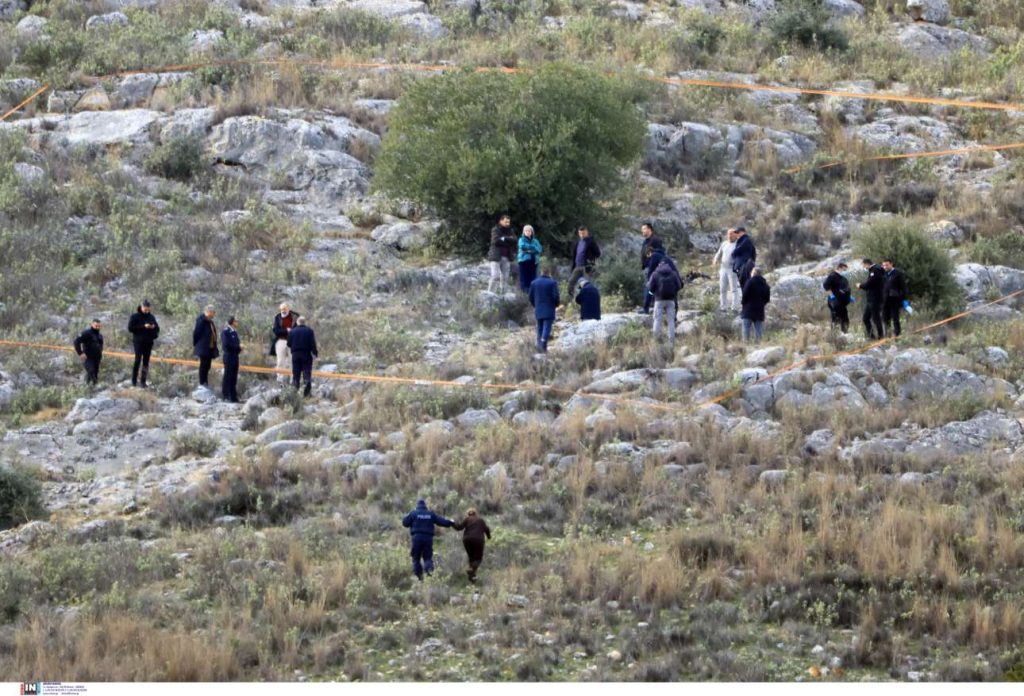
[401, 499, 454, 581]
[221, 316, 242, 403]
[127, 300, 159, 388]
[823, 262, 852, 333]
[286, 316, 318, 397]
[857, 258, 884, 340]
[452, 508, 492, 583]
[881, 259, 909, 337]
[73, 319, 104, 386]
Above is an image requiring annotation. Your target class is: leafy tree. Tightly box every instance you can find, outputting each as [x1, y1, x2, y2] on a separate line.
[373, 63, 650, 255]
[0, 466, 46, 531]
[854, 218, 964, 315]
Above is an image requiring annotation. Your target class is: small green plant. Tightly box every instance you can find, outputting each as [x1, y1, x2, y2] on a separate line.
[144, 136, 207, 182]
[599, 254, 646, 310]
[770, 0, 849, 52]
[971, 230, 1024, 270]
[0, 466, 47, 531]
[169, 430, 220, 460]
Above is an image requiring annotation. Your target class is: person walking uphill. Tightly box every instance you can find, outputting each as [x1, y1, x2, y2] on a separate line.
[452, 508, 492, 583]
[638, 222, 662, 314]
[73, 319, 104, 386]
[713, 229, 740, 311]
[568, 226, 601, 296]
[402, 499, 454, 581]
[488, 214, 516, 294]
[648, 258, 683, 352]
[857, 258, 884, 340]
[517, 225, 542, 292]
[731, 227, 757, 288]
[192, 305, 218, 387]
[823, 262, 852, 333]
[741, 268, 771, 343]
[270, 303, 299, 383]
[287, 316, 318, 397]
[881, 259, 909, 337]
[127, 300, 159, 388]
[221, 316, 242, 403]
[528, 266, 560, 353]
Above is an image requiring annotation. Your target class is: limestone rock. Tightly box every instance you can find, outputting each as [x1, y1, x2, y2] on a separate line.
[896, 23, 988, 60]
[907, 0, 950, 25]
[747, 346, 785, 367]
[455, 408, 501, 429]
[86, 12, 129, 29]
[15, 15, 48, 39]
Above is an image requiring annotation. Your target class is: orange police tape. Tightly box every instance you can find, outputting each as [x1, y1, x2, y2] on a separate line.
[784, 142, 1024, 175]
[0, 287, 1021, 418]
[6, 55, 1024, 123]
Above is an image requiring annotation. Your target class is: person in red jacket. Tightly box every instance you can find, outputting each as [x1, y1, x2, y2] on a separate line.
[452, 508, 492, 583]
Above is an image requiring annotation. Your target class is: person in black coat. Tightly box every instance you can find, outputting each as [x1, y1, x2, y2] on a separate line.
[740, 268, 771, 343]
[487, 214, 516, 294]
[221, 316, 243, 403]
[127, 300, 159, 388]
[286, 316, 318, 397]
[881, 259, 909, 337]
[731, 227, 757, 287]
[73, 319, 104, 386]
[452, 508, 492, 583]
[192, 305, 219, 387]
[402, 499, 454, 581]
[638, 222, 661, 314]
[822, 262, 852, 333]
[575, 277, 601, 321]
[567, 226, 601, 296]
[857, 258, 884, 340]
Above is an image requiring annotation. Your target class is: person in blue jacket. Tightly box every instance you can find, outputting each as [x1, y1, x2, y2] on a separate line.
[528, 265, 560, 353]
[574, 277, 601, 321]
[402, 499, 454, 581]
[517, 225, 542, 292]
[220, 316, 243, 403]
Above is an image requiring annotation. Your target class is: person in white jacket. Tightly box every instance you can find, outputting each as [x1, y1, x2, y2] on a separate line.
[712, 229, 740, 311]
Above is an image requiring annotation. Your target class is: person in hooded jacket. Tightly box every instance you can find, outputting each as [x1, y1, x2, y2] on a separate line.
[741, 268, 771, 343]
[127, 300, 159, 388]
[823, 262, 852, 333]
[402, 499, 454, 581]
[648, 259, 683, 350]
[452, 508, 492, 583]
[74, 319, 104, 386]
[575, 277, 601, 320]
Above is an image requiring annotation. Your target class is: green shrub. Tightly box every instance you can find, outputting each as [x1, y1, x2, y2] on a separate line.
[374, 63, 650, 256]
[769, 0, 848, 52]
[368, 320, 424, 363]
[853, 218, 964, 316]
[4, 385, 87, 417]
[169, 429, 220, 460]
[0, 466, 47, 531]
[971, 230, 1024, 270]
[144, 136, 207, 182]
[599, 253, 646, 310]
[310, 7, 397, 48]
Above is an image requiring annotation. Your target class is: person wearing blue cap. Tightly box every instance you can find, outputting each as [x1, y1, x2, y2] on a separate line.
[401, 499, 454, 581]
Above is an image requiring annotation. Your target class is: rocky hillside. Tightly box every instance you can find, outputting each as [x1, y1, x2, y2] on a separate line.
[2, 0, 1024, 683]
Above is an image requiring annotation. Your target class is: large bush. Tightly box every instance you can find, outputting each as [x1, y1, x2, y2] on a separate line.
[769, 0, 849, 52]
[0, 466, 46, 531]
[854, 219, 964, 316]
[373, 63, 650, 256]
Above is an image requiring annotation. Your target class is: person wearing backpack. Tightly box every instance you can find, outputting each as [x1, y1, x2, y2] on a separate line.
[823, 262, 853, 333]
[648, 258, 683, 351]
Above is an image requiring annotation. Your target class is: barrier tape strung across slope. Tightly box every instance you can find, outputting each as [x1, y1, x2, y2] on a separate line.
[0, 287, 1020, 419]
[784, 142, 1024, 175]
[0, 83, 50, 122]
[6, 55, 1024, 124]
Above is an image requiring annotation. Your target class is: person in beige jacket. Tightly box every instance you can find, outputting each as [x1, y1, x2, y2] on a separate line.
[712, 229, 740, 311]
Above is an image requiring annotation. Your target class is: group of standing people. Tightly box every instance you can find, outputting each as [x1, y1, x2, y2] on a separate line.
[826, 258, 910, 339]
[710, 226, 770, 342]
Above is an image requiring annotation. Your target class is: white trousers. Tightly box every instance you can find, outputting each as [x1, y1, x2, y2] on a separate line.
[488, 258, 510, 294]
[719, 266, 740, 310]
[275, 338, 290, 380]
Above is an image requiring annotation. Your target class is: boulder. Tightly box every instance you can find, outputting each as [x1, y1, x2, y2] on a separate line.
[255, 419, 304, 444]
[848, 115, 955, 153]
[747, 346, 785, 367]
[556, 314, 638, 353]
[13, 162, 45, 184]
[803, 429, 837, 456]
[266, 440, 310, 461]
[512, 410, 555, 427]
[371, 220, 438, 252]
[189, 29, 224, 52]
[0, 79, 42, 112]
[770, 274, 820, 310]
[69, 519, 124, 544]
[926, 220, 964, 245]
[0, 0, 27, 20]
[191, 386, 217, 404]
[980, 346, 1009, 369]
[15, 15, 48, 39]
[759, 469, 790, 486]
[907, 0, 949, 25]
[349, 0, 427, 17]
[455, 408, 501, 429]
[824, 0, 865, 18]
[356, 464, 394, 484]
[114, 73, 159, 109]
[896, 23, 989, 60]
[58, 109, 161, 146]
[398, 12, 447, 39]
[85, 12, 129, 29]
[73, 87, 111, 112]
[954, 264, 1024, 303]
[66, 397, 139, 424]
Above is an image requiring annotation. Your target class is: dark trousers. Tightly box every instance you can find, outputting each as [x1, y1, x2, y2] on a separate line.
[463, 538, 485, 579]
[882, 298, 902, 337]
[292, 353, 313, 395]
[736, 260, 754, 288]
[536, 318, 554, 352]
[567, 265, 592, 297]
[642, 270, 653, 312]
[198, 356, 212, 386]
[863, 300, 883, 339]
[83, 357, 100, 385]
[518, 259, 537, 292]
[132, 343, 152, 386]
[222, 354, 239, 402]
[828, 300, 850, 333]
[410, 535, 434, 579]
